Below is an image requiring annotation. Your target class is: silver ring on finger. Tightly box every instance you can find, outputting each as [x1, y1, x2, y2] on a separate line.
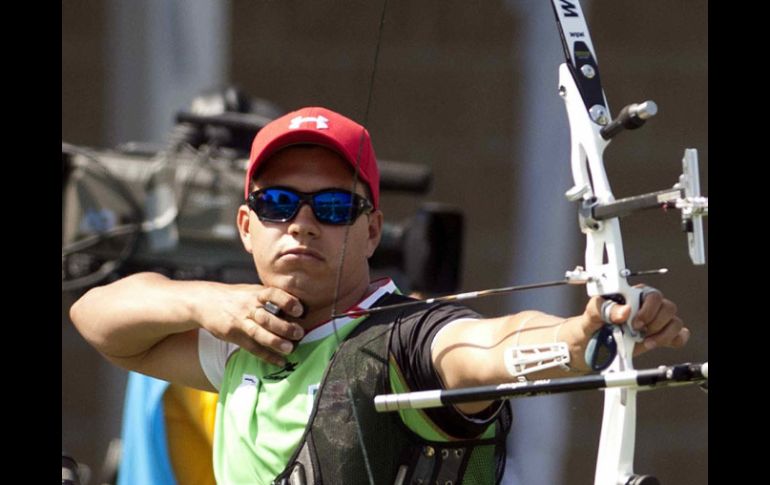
[601, 300, 617, 324]
[263, 301, 281, 316]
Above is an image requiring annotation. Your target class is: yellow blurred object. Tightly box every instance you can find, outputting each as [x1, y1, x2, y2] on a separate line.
[163, 385, 219, 485]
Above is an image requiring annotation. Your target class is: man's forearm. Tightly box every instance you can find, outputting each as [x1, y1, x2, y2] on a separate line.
[69, 272, 204, 359]
[438, 313, 589, 387]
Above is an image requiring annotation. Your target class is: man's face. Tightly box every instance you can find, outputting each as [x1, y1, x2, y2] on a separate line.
[238, 146, 382, 310]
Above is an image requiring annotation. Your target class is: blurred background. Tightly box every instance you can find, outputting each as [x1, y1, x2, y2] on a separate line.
[62, 1, 707, 483]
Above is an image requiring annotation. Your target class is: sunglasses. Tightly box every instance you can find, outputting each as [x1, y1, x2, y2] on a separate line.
[247, 186, 373, 226]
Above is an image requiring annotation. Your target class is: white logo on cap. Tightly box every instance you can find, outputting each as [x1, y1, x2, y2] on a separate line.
[289, 115, 329, 130]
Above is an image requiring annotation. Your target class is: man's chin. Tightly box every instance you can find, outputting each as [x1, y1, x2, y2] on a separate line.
[267, 274, 334, 306]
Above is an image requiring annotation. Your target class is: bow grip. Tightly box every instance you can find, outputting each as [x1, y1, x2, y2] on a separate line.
[604, 285, 645, 341]
[584, 286, 645, 371]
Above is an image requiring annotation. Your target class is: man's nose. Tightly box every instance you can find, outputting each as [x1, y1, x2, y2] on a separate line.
[288, 203, 320, 237]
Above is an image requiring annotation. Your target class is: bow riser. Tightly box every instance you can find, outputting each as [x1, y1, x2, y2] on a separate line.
[559, 63, 643, 343]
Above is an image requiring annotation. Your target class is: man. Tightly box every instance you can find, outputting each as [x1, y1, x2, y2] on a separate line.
[70, 107, 688, 484]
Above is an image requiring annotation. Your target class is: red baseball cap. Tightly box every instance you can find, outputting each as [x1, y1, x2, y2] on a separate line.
[244, 107, 380, 209]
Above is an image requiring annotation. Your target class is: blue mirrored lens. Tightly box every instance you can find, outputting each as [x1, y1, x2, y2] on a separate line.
[257, 188, 302, 220]
[314, 191, 355, 224]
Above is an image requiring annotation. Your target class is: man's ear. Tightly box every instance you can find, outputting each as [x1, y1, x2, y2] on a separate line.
[237, 205, 253, 253]
[366, 210, 384, 258]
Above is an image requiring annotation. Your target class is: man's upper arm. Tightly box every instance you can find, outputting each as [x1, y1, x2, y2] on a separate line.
[106, 329, 217, 393]
[391, 304, 501, 436]
[430, 315, 520, 415]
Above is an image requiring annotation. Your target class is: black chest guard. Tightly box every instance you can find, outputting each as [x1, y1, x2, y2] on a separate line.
[273, 294, 512, 485]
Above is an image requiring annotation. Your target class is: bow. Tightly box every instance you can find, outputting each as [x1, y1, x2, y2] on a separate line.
[551, 2, 706, 483]
[332, 1, 707, 484]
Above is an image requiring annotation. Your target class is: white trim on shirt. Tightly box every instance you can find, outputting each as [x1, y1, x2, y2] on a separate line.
[198, 329, 238, 391]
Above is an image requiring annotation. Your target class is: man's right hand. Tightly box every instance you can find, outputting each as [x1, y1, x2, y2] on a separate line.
[69, 272, 307, 390]
[196, 284, 306, 366]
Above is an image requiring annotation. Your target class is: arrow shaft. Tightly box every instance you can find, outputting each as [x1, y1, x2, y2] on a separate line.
[331, 279, 574, 319]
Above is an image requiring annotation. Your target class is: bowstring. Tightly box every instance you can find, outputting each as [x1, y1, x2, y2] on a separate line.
[328, 1, 390, 483]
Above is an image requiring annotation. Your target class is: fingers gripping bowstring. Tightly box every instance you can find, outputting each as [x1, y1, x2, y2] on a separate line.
[329, 1, 390, 484]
